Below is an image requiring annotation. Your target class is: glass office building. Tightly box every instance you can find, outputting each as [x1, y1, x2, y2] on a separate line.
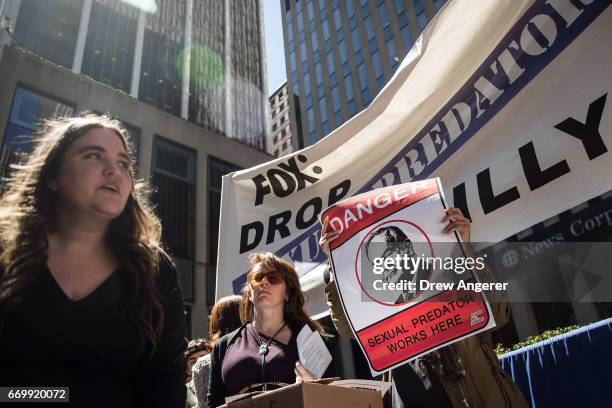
[281, 0, 446, 148]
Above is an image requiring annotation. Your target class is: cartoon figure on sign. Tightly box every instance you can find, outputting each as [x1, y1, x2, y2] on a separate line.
[363, 225, 426, 304]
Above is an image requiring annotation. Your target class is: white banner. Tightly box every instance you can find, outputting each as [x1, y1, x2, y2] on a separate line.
[216, 0, 612, 306]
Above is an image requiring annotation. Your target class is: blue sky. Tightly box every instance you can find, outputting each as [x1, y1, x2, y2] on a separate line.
[263, 0, 287, 96]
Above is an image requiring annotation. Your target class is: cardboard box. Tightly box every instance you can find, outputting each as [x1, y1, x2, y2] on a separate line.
[220, 381, 384, 408]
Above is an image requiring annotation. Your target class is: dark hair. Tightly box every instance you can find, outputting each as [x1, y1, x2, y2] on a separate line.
[0, 113, 169, 351]
[240, 252, 322, 334]
[206, 295, 242, 351]
[185, 338, 208, 359]
[364, 225, 415, 262]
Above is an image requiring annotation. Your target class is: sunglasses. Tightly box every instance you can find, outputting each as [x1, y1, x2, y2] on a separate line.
[248, 271, 285, 285]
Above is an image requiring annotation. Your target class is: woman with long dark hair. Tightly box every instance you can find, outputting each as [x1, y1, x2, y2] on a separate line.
[0, 114, 187, 407]
[206, 252, 322, 407]
[192, 295, 242, 408]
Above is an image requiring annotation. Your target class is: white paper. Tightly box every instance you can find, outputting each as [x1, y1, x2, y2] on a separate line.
[329, 379, 393, 397]
[296, 325, 332, 379]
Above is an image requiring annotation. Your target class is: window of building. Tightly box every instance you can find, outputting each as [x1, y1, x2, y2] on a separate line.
[394, 0, 405, 14]
[369, 37, 378, 54]
[322, 19, 330, 41]
[345, 0, 355, 18]
[319, 97, 328, 123]
[311, 30, 319, 53]
[387, 38, 398, 69]
[290, 51, 297, 72]
[361, 1, 370, 18]
[304, 72, 311, 96]
[297, 10, 304, 32]
[351, 29, 361, 53]
[326, 51, 335, 75]
[398, 11, 409, 28]
[82, 1, 137, 93]
[362, 88, 372, 105]
[273, 123, 278, 131]
[307, 108, 315, 133]
[151, 137, 196, 301]
[348, 99, 357, 116]
[281, 116, 286, 124]
[322, 121, 329, 136]
[280, 102, 285, 110]
[345, 75, 354, 99]
[300, 40, 307, 62]
[377, 2, 390, 29]
[139, 1, 184, 116]
[358, 63, 368, 90]
[309, 129, 317, 145]
[413, 0, 428, 29]
[307, 1, 315, 21]
[339, 40, 348, 64]
[287, 20, 294, 43]
[434, 0, 447, 11]
[332, 86, 341, 113]
[336, 28, 344, 41]
[1, 87, 74, 185]
[315, 63, 323, 87]
[333, 8, 342, 29]
[365, 16, 375, 40]
[401, 25, 414, 50]
[372, 51, 384, 89]
[207, 156, 240, 304]
[14, 0, 83, 68]
[335, 111, 343, 126]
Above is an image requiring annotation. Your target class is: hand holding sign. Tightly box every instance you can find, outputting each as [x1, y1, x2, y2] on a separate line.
[320, 217, 340, 258]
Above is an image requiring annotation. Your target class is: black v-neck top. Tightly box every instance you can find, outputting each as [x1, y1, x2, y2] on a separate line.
[0, 262, 187, 407]
[220, 323, 299, 396]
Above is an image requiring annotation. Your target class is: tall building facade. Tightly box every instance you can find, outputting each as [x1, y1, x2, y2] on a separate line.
[268, 81, 294, 157]
[281, 0, 445, 148]
[4, 0, 269, 149]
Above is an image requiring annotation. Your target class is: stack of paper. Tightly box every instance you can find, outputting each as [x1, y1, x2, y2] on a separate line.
[296, 325, 333, 379]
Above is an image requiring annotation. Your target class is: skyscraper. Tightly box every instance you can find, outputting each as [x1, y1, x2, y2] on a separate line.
[6, 0, 269, 148]
[281, 0, 446, 149]
[268, 81, 294, 157]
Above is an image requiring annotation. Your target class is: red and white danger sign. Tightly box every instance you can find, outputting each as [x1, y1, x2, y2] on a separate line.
[321, 178, 496, 375]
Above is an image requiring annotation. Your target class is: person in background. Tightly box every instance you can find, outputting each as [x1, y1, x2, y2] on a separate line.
[0, 114, 186, 407]
[185, 339, 208, 408]
[192, 295, 242, 408]
[320, 209, 528, 408]
[206, 253, 320, 407]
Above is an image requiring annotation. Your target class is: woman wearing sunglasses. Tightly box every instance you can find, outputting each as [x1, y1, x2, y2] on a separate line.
[206, 252, 323, 407]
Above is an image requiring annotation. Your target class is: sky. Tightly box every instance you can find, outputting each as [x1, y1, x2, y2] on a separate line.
[263, 0, 287, 96]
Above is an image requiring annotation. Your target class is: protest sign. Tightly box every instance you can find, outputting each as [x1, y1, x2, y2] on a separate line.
[215, 0, 611, 310]
[321, 178, 495, 375]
